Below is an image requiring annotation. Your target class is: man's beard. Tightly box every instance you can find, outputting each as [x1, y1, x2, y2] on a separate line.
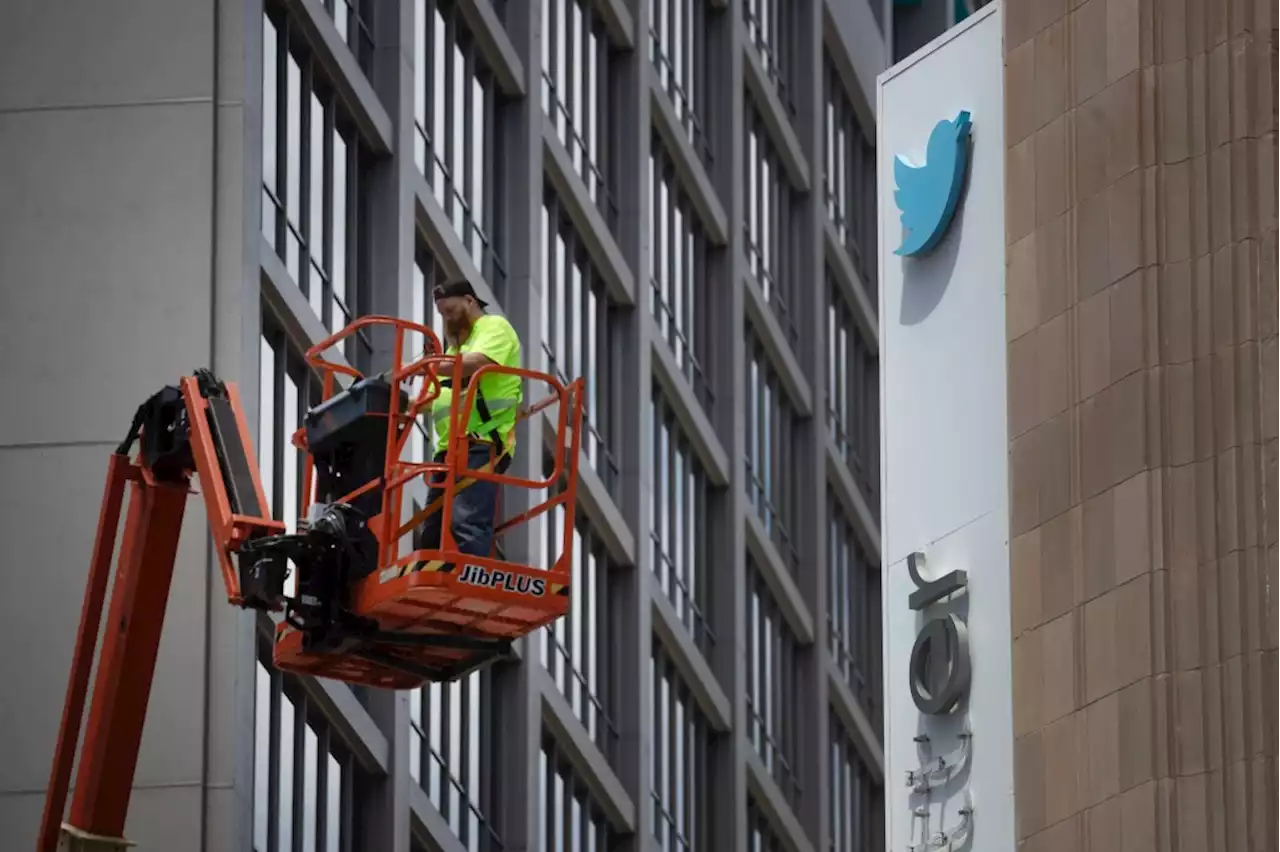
[444, 317, 472, 346]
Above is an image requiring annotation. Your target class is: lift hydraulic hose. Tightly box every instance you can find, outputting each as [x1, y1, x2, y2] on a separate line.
[37, 371, 285, 852]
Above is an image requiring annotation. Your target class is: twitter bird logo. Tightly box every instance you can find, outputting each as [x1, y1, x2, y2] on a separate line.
[893, 110, 973, 257]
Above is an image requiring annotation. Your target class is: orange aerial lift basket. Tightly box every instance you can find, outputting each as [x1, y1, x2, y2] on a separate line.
[265, 315, 586, 689]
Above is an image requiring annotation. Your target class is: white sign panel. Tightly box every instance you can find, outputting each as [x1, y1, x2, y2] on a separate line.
[876, 5, 1016, 852]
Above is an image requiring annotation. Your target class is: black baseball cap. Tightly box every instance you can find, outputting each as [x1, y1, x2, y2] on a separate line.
[432, 279, 489, 310]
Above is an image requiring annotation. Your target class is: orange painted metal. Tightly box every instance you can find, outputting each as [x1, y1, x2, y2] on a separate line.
[41, 379, 282, 848]
[179, 376, 286, 607]
[37, 453, 130, 852]
[65, 469, 188, 838]
[273, 314, 586, 686]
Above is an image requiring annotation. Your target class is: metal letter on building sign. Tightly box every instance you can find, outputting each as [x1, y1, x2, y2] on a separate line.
[906, 552, 970, 715]
[904, 551, 974, 851]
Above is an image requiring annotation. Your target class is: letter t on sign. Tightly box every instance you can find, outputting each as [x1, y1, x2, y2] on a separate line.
[907, 551, 968, 610]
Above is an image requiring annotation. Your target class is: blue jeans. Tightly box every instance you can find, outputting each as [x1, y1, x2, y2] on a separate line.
[415, 439, 510, 561]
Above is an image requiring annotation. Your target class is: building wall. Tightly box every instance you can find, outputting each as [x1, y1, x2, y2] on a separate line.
[0, 1, 258, 848]
[0, 0, 892, 850]
[1003, 0, 1279, 846]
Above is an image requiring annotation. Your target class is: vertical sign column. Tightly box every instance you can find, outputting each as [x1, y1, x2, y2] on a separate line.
[876, 7, 1015, 852]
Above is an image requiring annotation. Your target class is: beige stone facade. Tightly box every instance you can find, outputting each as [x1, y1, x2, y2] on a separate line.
[1003, 0, 1279, 847]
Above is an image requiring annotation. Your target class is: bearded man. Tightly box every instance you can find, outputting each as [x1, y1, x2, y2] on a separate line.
[415, 280, 522, 563]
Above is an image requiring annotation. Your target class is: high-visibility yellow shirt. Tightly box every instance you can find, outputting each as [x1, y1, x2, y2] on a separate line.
[431, 314, 522, 456]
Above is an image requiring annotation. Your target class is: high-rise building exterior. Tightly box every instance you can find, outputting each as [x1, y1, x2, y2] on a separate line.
[0, 1, 898, 851]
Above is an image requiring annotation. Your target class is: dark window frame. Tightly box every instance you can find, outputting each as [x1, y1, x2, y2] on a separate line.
[650, 137, 715, 414]
[650, 639, 713, 852]
[744, 326, 801, 573]
[829, 713, 885, 852]
[650, 387, 715, 653]
[827, 494, 882, 729]
[541, 188, 622, 496]
[541, 0, 621, 233]
[823, 57, 877, 309]
[825, 275, 880, 515]
[741, 0, 797, 118]
[539, 734, 618, 852]
[649, 0, 716, 168]
[745, 559, 802, 806]
[416, 0, 508, 300]
[743, 101, 801, 347]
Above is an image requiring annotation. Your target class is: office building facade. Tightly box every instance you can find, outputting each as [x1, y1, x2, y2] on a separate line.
[0, 1, 896, 850]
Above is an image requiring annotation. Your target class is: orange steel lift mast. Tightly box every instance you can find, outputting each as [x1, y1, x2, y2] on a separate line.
[39, 316, 585, 852]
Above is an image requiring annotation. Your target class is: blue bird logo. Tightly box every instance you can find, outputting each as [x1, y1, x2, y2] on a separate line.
[893, 110, 973, 257]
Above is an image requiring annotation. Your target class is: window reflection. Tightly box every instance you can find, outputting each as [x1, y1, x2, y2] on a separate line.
[744, 330, 799, 571]
[651, 640, 710, 852]
[745, 560, 800, 805]
[823, 57, 877, 301]
[826, 277, 880, 513]
[649, 140, 713, 410]
[252, 633, 355, 851]
[650, 389, 712, 651]
[538, 454, 616, 757]
[541, 191, 619, 493]
[261, 3, 366, 341]
[414, 0, 505, 293]
[743, 105, 799, 344]
[540, 736, 616, 852]
[827, 496, 882, 726]
[410, 671, 499, 852]
[650, 0, 714, 164]
[542, 0, 617, 230]
[830, 713, 884, 852]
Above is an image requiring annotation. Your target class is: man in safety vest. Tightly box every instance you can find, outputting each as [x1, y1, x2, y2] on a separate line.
[415, 280, 522, 562]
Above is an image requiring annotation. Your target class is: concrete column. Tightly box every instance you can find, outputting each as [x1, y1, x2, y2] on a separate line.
[487, 1, 544, 848]
[612, 1, 655, 849]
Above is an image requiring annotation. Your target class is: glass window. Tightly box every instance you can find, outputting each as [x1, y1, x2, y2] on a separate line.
[742, 0, 796, 116]
[650, 388, 714, 652]
[252, 632, 356, 852]
[743, 102, 800, 346]
[744, 327, 800, 573]
[827, 494, 882, 729]
[541, 189, 620, 495]
[542, 0, 618, 232]
[823, 57, 877, 306]
[415, 0, 506, 297]
[650, 139, 714, 412]
[825, 274, 880, 512]
[260, 310, 327, 599]
[830, 714, 885, 852]
[746, 797, 787, 852]
[410, 671, 500, 852]
[745, 559, 801, 805]
[650, 639, 712, 852]
[649, 0, 715, 166]
[324, 0, 375, 70]
[538, 452, 618, 758]
[262, 3, 369, 349]
[539, 735, 617, 852]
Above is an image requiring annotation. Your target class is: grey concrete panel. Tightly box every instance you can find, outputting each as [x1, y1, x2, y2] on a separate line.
[745, 750, 815, 852]
[823, 0, 889, 125]
[291, 0, 394, 154]
[743, 508, 816, 645]
[650, 589, 732, 730]
[541, 119, 636, 306]
[823, 219, 879, 350]
[460, 0, 526, 97]
[202, 782, 256, 851]
[742, 45, 810, 193]
[536, 666, 637, 833]
[827, 660, 885, 783]
[0, 0, 214, 111]
[590, 0, 637, 49]
[0, 443, 212, 795]
[649, 328, 731, 486]
[823, 436, 881, 558]
[121, 782, 205, 848]
[0, 103, 215, 447]
[648, 80, 729, 245]
[0, 791, 45, 850]
[742, 273, 814, 416]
